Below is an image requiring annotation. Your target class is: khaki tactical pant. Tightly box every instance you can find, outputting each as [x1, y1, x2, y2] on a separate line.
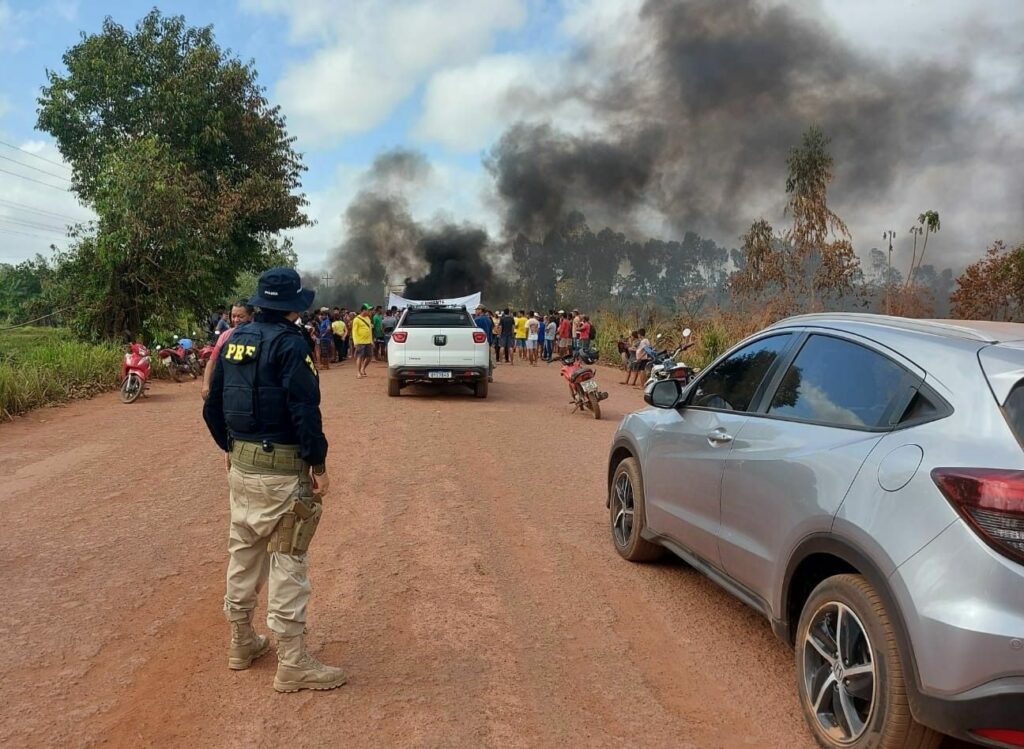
[224, 442, 312, 637]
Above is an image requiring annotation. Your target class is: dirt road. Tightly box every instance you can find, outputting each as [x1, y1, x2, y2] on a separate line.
[0, 359, 967, 748]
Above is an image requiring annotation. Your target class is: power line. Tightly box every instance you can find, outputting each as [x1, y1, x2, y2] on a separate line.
[0, 139, 73, 172]
[0, 216, 69, 234]
[0, 167, 70, 192]
[0, 198, 87, 224]
[0, 226, 56, 241]
[0, 154, 73, 182]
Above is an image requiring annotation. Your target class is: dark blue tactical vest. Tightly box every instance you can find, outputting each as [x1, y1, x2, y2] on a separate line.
[221, 321, 299, 444]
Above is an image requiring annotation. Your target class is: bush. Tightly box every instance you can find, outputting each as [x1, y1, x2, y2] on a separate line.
[0, 327, 122, 419]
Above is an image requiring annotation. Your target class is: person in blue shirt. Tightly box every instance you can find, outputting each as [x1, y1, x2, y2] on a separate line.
[474, 306, 495, 377]
[317, 310, 333, 370]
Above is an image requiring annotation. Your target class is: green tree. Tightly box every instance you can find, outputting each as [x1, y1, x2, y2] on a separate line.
[37, 10, 309, 339]
[0, 256, 54, 324]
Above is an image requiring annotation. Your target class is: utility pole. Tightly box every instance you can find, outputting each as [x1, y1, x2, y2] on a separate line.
[321, 272, 333, 288]
[882, 230, 895, 314]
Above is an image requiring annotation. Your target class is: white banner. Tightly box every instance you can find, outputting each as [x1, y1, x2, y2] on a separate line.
[387, 292, 482, 311]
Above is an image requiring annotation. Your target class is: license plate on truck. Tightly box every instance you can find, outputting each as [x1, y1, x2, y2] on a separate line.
[428, 371, 452, 379]
[581, 379, 598, 392]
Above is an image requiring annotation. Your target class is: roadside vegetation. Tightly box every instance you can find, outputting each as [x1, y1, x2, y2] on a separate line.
[0, 327, 122, 420]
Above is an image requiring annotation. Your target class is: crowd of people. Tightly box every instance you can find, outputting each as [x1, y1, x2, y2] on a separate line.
[470, 307, 596, 367]
[297, 304, 399, 378]
[206, 301, 662, 389]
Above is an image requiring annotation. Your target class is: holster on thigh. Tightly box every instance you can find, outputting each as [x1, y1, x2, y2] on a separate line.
[267, 495, 323, 555]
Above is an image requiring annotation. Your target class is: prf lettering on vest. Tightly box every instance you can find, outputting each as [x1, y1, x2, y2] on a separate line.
[225, 343, 257, 362]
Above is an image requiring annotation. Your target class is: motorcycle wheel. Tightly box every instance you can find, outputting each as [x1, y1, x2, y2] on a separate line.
[171, 366, 183, 383]
[588, 391, 602, 420]
[120, 373, 143, 404]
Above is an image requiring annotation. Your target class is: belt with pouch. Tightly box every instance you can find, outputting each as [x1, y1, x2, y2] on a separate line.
[230, 440, 306, 474]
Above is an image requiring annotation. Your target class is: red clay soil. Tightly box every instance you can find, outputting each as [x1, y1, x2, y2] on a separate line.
[0, 358, 971, 748]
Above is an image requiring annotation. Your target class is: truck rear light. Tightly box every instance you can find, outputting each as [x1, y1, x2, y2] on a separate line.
[931, 468, 1024, 564]
[391, 332, 408, 343]
[472, 331, 486, 343]
[972, 728, 1024, 747]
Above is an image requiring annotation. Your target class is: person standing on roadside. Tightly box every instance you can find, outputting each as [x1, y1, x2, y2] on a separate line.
[499, 308, 515, 365]
[474, 305, 495, 375]
[544, 315, 557, 362]
[571, 310, 582, 352]
[317, 309, 332, 370]
[351, 304, 374, 379]
[330, 310, 347, 364]
[371, 306, 385, 361]
[557, 312, 571, 358]
[526, 312, 540, 366]
[202, 301, 254, 400]
[579, 315, 592, 352]
[514, 309, 528, 360]
[491, 310, 502, 364]
[202, 267, 345, 694]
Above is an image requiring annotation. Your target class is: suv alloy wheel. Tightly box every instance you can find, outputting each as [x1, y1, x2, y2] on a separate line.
[795, 574, 939, 749]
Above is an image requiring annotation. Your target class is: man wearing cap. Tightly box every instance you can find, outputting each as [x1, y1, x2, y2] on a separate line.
[203, 267, 346, 693]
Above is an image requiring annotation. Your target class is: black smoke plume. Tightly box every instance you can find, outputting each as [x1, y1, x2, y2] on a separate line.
[403, 225, 494, 299]
[487, 0, 971, 243]
[320, 148, 496, 305]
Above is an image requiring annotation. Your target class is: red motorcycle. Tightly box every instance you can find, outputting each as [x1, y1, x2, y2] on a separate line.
[560, 348, 608, 419]
[196, 342, 216, 372]
[157, 338, 199, 382]
[119, 342, 151, 404]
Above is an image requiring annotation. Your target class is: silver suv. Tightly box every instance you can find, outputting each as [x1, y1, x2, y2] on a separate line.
[607, 314, 1024, 749]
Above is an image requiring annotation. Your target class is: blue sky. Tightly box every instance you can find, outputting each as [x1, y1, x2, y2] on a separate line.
[0, 0, 571, 265]
[2, 0, 1023, 270]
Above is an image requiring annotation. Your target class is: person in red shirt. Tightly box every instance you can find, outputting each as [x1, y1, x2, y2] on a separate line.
[556, 312, 572, 357]
[579, 315, 592, 351]
[201, 301, 254, 399]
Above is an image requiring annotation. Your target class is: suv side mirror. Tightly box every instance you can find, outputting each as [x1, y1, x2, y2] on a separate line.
[645, 378, 683, 409]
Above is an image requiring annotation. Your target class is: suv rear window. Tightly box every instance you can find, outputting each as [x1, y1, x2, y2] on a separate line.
[400, 308, 475, 328]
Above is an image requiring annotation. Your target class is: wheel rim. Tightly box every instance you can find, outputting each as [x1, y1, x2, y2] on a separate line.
[802, 601, 876, 744]
[121, 374, 141, 402]
[611, 472, 635, 547]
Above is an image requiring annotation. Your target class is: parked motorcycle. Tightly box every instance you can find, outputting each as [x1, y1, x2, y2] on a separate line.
[560, 348, 608, 419]
[645, 328, 697, 388]
[196, 341, 216, 372]
[119, 342, 151, 403]
[156, 336, 199, 382]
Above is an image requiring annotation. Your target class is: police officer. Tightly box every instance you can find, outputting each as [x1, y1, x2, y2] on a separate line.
[203, 267, 345, 693]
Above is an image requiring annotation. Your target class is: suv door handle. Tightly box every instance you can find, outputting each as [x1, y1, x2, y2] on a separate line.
[706, 430, 733, 445]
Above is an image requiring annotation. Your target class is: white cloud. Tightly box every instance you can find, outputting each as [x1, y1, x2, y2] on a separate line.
[246, 0, 526, 146]
[0, 137, 94, 264]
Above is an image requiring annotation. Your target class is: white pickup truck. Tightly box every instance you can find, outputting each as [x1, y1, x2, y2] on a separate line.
[386, 303, 491, 398]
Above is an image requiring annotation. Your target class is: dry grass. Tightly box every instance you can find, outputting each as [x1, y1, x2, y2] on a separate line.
[593, 306, 780, 370]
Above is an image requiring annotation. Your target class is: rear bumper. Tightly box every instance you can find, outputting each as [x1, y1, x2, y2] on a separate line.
[891, 520, 1024, 742]
[389, 366, 488, 383]
[911, 677, 1024, 745]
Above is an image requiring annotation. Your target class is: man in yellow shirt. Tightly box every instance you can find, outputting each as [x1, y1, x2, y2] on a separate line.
[513, 310, 528, 361]
[351, 304, 374, 379]
[330, 312, 347, 363]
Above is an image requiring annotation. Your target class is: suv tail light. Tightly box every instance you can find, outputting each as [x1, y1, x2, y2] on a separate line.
[972, 729, 1024, 747]
[472, 331, 486, 344]
[391, 331, 408, 343]
[931, 468, 1024, 564]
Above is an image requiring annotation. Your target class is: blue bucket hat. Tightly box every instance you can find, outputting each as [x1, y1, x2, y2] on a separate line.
[248, 267, 315, 312]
